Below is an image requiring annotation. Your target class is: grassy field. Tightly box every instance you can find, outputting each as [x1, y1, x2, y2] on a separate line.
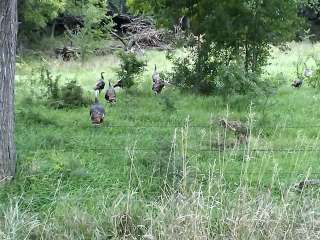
[2, 41, 320, 239]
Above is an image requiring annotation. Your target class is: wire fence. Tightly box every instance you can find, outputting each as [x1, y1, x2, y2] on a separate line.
[18, 145, 320, 154]
[17, 122, 320, 179]
[17, 146, 320, 179]
[104, 124, 320, 129]
[19, 121, 320, 130]
[76, 124, 320, 130]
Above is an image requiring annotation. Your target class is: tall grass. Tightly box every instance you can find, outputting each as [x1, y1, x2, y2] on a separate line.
[2, 41, 320, 239]
[1, 122, 320, 239]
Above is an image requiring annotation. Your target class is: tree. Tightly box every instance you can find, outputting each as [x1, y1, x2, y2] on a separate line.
[18, 0, 66, 30]
[0, 0, 17, 181]
[109, 0, 127, 13]
[65, 0, 113, 62]
[130, 0, 304, 95]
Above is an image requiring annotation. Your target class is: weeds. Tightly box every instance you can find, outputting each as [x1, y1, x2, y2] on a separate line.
[24, 64, 91, 108]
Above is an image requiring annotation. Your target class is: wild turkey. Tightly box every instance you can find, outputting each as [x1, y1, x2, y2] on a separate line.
[105, 80, 116, 103]
[291, 79, 303, 88]
[294, 179, 320, 191]
[218, 118, 248, 144]
[113, 79, 124, 88]
[152, 65, 165, 94]
[152, 79, 165, 94]
[90, 90, 105, 126]
[94, 72, 106, 93]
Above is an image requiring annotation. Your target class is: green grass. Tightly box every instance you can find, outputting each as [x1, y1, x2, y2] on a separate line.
[2, 42, 320, 239]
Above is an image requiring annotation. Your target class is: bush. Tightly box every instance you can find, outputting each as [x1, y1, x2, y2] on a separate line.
[168, 46, 263, 97]
[59, 80, 91, 108]
[26, 65, 90, 108]
[116, 52, 146, 89]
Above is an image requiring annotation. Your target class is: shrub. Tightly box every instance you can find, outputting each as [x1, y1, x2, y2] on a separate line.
[26, 65, 90, 108]
[168, 46, 263, 97]
[39, 66, 60, 101]
[59, 80, 91, 108]
[116, 52, 146, 89]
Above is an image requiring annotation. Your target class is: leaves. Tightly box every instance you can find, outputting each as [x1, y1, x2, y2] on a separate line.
[20, 0, 66, 29]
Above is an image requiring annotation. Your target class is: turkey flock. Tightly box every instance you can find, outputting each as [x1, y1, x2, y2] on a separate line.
[90, 62, 312, 125]
[90, 65, 165, 126]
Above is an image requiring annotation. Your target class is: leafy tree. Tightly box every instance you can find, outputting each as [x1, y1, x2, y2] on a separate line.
[65, 0, 113, 62]
[18, 0, 66, 30]
[130, 0, 305, 95]
[117, 52, 146, 89]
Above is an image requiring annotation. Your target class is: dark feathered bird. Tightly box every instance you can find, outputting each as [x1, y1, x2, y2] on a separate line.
[113, 79, 124, 88]
[291, 79, 303, 88]
[105, 80, 116, 103]
[152, 65, 164, 94]
[94, 72, 106, 93]
[152, 80, 165, 94]
[90, 90, 105, 126]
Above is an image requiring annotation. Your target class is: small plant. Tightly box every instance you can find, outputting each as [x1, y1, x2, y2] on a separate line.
[306, 69, 320, 89]
[116, 52, 146, 89]
[39, 65, 61, 101]
[159, 94, 176, 113]
[59, 80, 91, 108]
[306, 56, 320, 89]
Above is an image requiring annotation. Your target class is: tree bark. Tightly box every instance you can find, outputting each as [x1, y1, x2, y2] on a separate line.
[0, 0, 17, 181]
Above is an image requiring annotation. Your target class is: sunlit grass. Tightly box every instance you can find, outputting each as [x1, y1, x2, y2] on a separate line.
[2, 41, 320, 238]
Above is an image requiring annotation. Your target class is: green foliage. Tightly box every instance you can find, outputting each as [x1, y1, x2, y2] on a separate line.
[27, 65, 90, 108]
[130, 0, 304, 96]
[168, 47, 261, 96]
[307, 71, 320, 88]
[60, 80, 91, 108]
[4, 45, 320, 238]
[16, 107, 58, 126]
[39, 66, 61, 101]
[306, 56, 320, 88]
[66, 0, 113, 62]
[19, 0, 66, 30]
[116, 52, 146, 89]
[159, 94, 177, 113]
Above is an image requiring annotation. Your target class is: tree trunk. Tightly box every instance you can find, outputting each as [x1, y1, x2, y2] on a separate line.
[0, 0, 17, 181]
[51, 20, 56, 39]
[119, 0, 126, 14]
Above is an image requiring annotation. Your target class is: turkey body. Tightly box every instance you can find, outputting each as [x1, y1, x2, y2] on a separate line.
[94, 72, 106, 93]
[152, 65, 165, 94]
[105, 80, 117, 103]
[291, 79, 303, 88]
[90, 98, 105, 125]
[152, 80, 165, 94]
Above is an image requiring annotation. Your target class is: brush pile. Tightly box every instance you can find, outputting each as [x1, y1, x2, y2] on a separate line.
[54, 46, 79, 61]
[120, 16, 173, 51]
